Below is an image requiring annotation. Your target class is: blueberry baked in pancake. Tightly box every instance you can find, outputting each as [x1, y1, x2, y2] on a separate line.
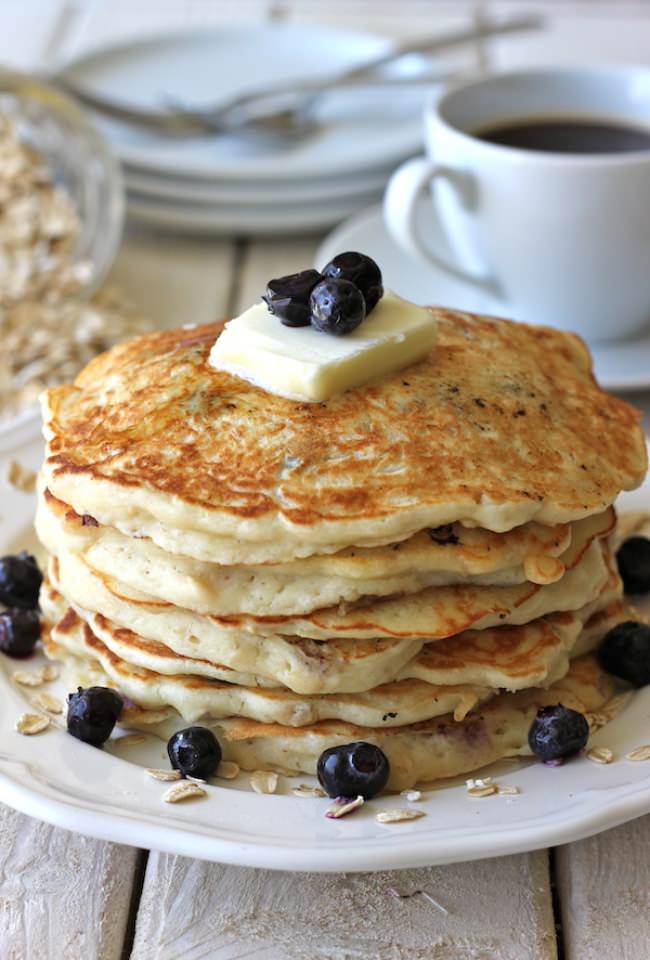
[15, 252, 650, 798]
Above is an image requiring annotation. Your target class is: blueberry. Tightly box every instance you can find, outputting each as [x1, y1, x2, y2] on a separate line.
[310, 279, 365, 336]
[0, 551, 42, 609]
[321, 252, 383, 313]
[67, 686, 123, 747]
[0, 608, 40, 658]
[317, 741, 389, 798]
[528, 704, 589, 763]
[262, 269, 321, 327]
[600, 620, 650, 687]
[167, 726, 222, 779]
[427, 524, 459, 545]
[616, 536, 650, 594]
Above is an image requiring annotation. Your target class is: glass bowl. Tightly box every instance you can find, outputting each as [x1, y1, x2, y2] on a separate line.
[0, 67, 124, 297]
[0, 69, 125, 451]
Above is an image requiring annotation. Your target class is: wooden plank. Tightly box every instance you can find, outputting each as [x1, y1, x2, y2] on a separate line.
[109, 228, 236, 329]
[0, 805, 139, 960]
[131, 850, 557, 960]
[556, 815, 650, 960]
[487, 2, 650, 69]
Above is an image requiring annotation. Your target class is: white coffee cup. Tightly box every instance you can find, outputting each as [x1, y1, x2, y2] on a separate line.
[384, 66, 650, 342]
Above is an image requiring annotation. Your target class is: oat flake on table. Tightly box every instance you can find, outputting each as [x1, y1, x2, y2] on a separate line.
[0, 116, 151, 424]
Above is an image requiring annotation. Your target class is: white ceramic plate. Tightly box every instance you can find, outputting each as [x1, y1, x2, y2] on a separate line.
[126, 188, 382, 236]
[316, 203, 650, 393]
[56, 26, 431, 181]
[122, 163, 392, 205]
[1, 430, 650, 871]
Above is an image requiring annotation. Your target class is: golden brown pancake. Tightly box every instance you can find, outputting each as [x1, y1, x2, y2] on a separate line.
[50, 643, 618, 790]
[41, 311, 646, 557]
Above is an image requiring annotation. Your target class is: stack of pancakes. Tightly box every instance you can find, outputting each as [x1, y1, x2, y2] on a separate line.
[36, 310, 647, 790]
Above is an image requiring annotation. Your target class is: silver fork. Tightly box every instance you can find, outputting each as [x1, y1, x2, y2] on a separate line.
[53, 13, 542, 141]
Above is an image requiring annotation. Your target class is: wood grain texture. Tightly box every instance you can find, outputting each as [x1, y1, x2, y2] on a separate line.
[233, 237, 323, 315]
[0, 805, 139, 960]
[556, 814, 650, 960]
[131, 850, 557, 960]
[110, 229, 236, 331]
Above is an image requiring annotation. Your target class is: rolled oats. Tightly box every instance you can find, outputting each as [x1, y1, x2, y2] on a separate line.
[467, 783, 497, 798]
[625, 745, 650, 762]
[496, 784, 520, 796]
[145, 768, 182, 782]
[6, 460, 36, 492]
[376, 808, 426, 823]
[15, 712, 49, 735]
[250, 770, 278, 795]
[291, 784, 326, 798]
[216, 760, 240, 780]
[0, 117, 150, 425]
[400, 789, 422, 802]
[31, 691, 62, 714]
[325, 795, 364, 819]
[162, 781, 207, 803]
[587, 747, 614, 764]
[466, 777, 497, 798]
[12, 669, 46, 687]
[585, 712, 609, 733]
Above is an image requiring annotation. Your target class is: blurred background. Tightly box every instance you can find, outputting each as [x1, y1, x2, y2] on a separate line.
[2, 0, 650, 448]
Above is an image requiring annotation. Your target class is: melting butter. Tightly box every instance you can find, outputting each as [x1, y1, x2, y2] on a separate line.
[209, 290, 436, 402]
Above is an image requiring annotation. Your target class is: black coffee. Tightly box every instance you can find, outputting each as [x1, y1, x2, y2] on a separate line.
[473, 117, 650, 154]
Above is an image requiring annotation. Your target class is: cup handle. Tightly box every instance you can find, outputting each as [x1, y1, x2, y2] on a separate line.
[384, 156, 494, 289]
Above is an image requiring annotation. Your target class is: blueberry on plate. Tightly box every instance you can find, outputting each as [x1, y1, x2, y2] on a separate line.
[616, 536, 650, 594]
[600, 620, 650, 687]
[167, 726, 222, 779]
[262, 269, 322, 327]
[317, 741, 390, 799]
[310, 279, 366, 336]
[67, 686, 124, 747]
[0, 608, 40, 658]
[321, 252, 383, 313]
[528, 704, 589, 763]
[0, 551, 42, 609]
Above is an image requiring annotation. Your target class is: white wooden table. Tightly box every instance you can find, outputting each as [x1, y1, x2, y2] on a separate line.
[2, 2, 650, 957]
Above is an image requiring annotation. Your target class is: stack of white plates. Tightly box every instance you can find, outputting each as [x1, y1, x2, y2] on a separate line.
[56, 25, 443, 236]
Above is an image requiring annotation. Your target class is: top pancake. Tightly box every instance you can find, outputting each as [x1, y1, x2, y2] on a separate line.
[41, 310, 646, 554]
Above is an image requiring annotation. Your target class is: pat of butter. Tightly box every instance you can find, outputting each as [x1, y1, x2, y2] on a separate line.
[209, 290, 436, 402]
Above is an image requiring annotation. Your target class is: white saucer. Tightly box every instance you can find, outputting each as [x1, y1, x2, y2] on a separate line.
[57, 26, 432, 182]
[316, 203, 650, 393]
